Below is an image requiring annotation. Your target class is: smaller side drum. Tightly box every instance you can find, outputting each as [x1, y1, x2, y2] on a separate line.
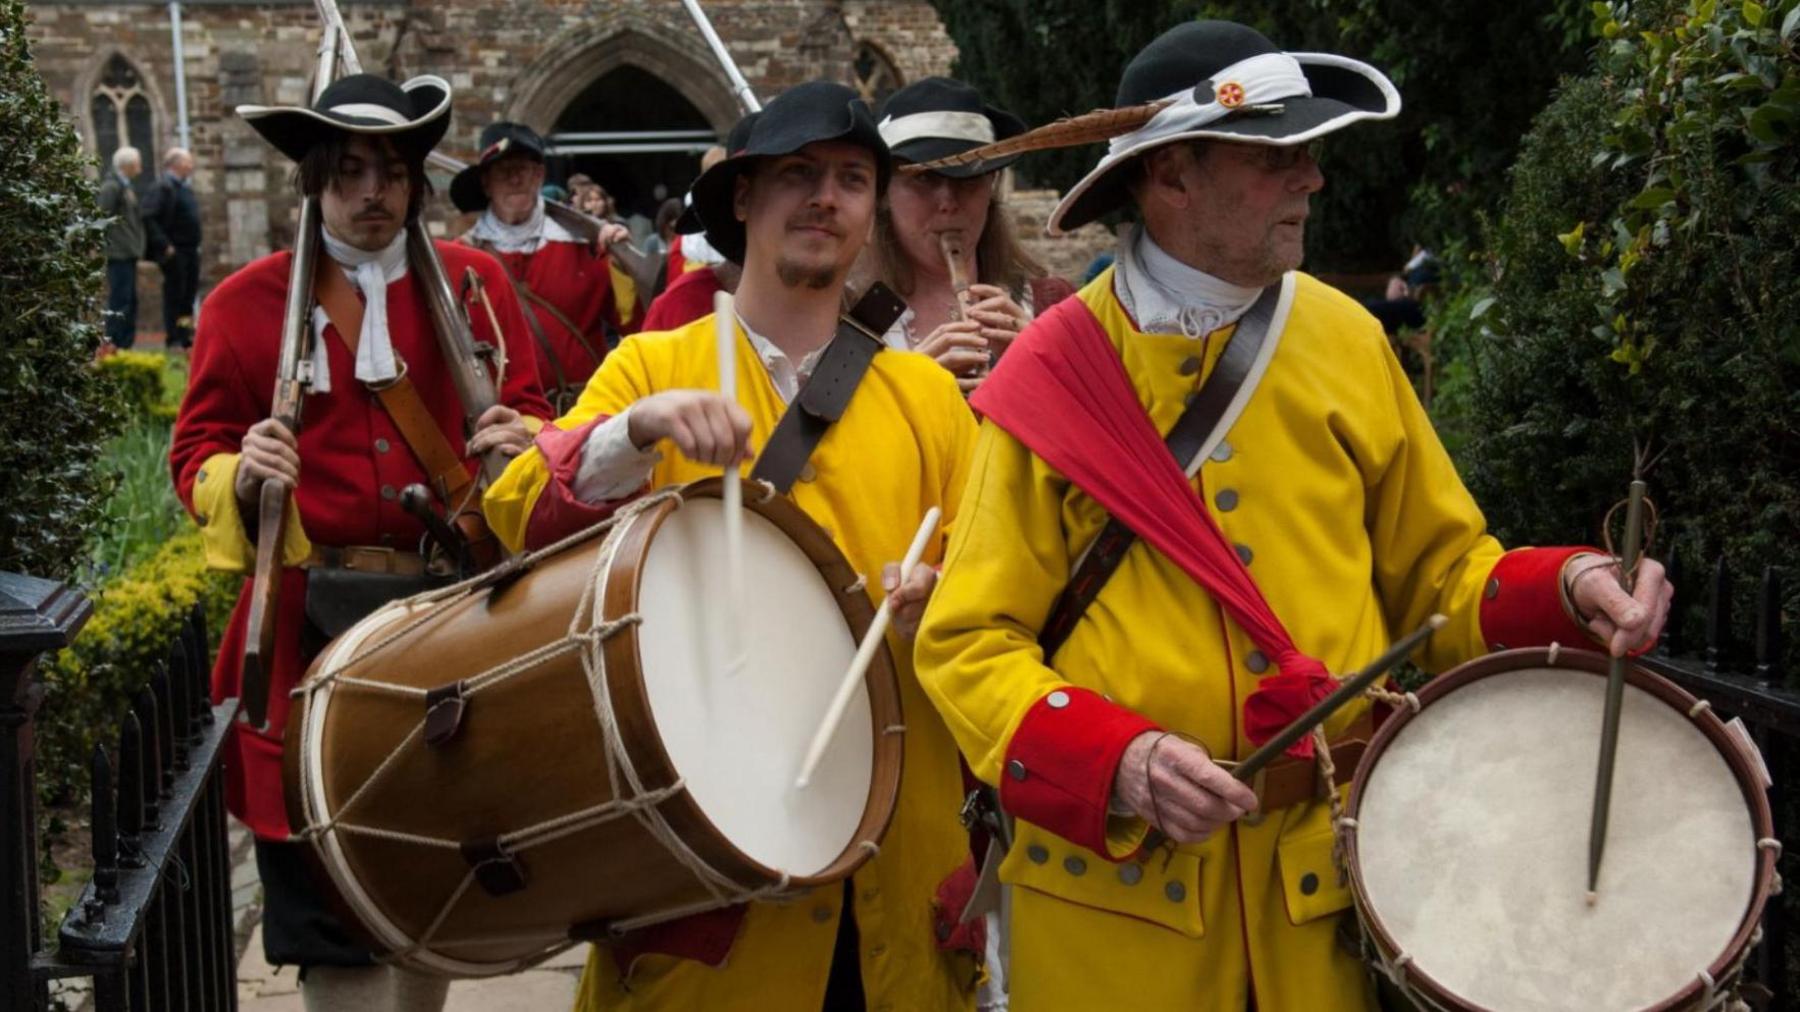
[1345, 647, 1777, 1011]
[284, 479, 905, 977]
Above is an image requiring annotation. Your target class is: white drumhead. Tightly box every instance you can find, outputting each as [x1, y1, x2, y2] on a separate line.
[628, 497, 872, 877]
[1355, 667, 1756, 1009]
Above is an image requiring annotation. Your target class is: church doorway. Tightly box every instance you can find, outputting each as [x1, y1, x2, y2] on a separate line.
[548, 65, 717, 239]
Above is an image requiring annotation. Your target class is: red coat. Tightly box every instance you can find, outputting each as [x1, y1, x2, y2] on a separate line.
[639, 262, 724, 333]
[169, 239, 551, 840]
[480, 237, 634, 396]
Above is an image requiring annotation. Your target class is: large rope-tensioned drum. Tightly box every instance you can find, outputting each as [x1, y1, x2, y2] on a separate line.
[283, 478, 905, 977]
[1344, 647, 1778, 1011]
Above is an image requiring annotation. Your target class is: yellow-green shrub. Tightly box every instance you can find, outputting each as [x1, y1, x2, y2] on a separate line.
[94, 349, 184, 422]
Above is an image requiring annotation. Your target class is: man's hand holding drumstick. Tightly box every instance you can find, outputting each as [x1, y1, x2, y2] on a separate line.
[626, 389, 754, 465]
[1111, 734, 1259, 844]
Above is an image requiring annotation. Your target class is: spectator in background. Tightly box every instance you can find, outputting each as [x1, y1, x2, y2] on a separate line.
[541, 182, 569, 204]
[644, 197, 682, 260]
[97, 146, 147, 349]
[1363, 245, 1441, 335]
[143, 146, 201, 349]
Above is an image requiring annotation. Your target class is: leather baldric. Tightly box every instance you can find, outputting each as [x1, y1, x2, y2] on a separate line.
[468, 237, 606, 412]
[748, 283, 908, 493]
[1038, 282, 1283, 659]
[313, 264, 481, 513]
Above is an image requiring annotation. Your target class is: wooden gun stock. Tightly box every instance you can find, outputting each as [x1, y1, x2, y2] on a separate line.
[405, 223, 508, 486]
[241, 479, 289, 728]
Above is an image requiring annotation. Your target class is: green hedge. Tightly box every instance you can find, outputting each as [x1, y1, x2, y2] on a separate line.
[0, 0, 126, 582]
[1441, 0, 1799, 668]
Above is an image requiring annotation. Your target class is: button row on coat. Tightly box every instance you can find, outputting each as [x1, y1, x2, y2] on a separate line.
[1024, 845, 1189, 901]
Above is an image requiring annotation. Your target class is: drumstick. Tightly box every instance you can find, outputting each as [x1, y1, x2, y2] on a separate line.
[795, 507, 941, 790]
[716, 291, 747, 677]
[1231, 614, 1448, 783]
[1587, 479, 1648, 903]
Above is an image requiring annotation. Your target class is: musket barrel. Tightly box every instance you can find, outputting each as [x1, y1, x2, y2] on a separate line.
[680, 0, 762, 112]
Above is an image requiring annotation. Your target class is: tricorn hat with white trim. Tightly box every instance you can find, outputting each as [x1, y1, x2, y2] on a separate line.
[877, 77, 1028, 179]
[238, 73, 452, 165]
[904, 22, 1399, 235]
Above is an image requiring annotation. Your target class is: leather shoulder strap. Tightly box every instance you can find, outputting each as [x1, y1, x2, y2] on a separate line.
[314, 265, 480, 511]
[1038, 282, 1283, 659]
[747, 283, 908, 493]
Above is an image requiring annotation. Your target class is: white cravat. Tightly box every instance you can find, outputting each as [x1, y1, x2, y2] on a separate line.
[310, 229, 408, 393]
[467, 197, 580, 254]
[1114, 225, 1262, 339]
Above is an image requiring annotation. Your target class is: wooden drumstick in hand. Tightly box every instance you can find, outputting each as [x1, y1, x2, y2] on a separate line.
[795, 507, 941, 789]
[716, 291, 747, 677]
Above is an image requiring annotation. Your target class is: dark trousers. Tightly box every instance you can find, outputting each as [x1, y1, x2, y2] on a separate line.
[104, 258, 138, 348]
[161, 245, 200, 348]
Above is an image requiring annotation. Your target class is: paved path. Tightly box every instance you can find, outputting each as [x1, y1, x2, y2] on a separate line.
[230, 821, 586, 1011]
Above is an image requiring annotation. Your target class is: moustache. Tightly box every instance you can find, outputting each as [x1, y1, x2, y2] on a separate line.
[787, 212, 843, 237]
[353, 209, 395, 222]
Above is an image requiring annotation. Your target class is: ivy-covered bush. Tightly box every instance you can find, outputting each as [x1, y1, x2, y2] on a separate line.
[0, 0, 125, 582]
[1450, 0, 1798, 669]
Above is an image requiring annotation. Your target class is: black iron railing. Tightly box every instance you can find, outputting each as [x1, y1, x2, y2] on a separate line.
[1644, 548, 1794, 1005]
[0, 571, 236, 1011]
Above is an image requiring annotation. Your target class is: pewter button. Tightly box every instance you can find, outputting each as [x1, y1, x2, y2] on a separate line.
[1235, 543, 1253, 565]
[197, 469, 208, 483]
[1164, 881, 1187, 903]
[1178, 355, 1202, 376]
[811, 905, 832, 923]
[1007, 759, 1027, 781]
[1063, 856, 1087, 876]
[375, 438, 390, 453]
[1484, 577, 1501, 599]
[1215, 489, 1239, 512]
[799, 463, 818, 482]
[869, 944, 887, 957]
[380, 484, 397, 501]
[1118, 863, 1144, 886]
[1046, 690, 1070, 709]
[1210, 441, 1233, 463]
[1027, 845, 1049, 864]
[1300, 872, 1320, 896]
[1246, 651, 1270, 674]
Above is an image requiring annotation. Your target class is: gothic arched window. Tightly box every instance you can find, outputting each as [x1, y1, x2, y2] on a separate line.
[91, 55, 156, 180]
[851, 42, 902, 107]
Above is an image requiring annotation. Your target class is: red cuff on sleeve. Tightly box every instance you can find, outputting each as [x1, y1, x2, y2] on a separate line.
[1480, 546, 1595, 651]
[999, 687, 1157, 857]
[520, 415, 627, 551]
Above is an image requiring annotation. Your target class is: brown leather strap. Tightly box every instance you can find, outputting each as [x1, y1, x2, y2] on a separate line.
[1250, 711, 1374, 813]
[1039, 282, 1282, 660]
[748, 283, 908, 493]
[304, 544, 429, 576]
[314, 264, 480, 512]
[467, 237, 607, 412]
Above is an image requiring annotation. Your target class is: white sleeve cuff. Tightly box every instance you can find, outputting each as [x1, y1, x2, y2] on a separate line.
[572, 407, 660, 503]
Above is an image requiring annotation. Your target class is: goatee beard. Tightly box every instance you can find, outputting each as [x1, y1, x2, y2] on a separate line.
[776, 258, 837, 291]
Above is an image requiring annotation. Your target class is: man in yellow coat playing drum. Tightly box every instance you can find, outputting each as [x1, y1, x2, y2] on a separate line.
[914, 21, 1674, 1012]
[484, 81, 982, 1011]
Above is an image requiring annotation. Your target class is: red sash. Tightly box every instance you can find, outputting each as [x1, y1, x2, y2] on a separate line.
[970, 296, 1334, 757]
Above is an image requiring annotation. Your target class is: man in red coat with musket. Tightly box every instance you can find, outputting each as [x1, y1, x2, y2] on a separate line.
[453, 122, 639, 412]
[169, 72, 550, 1011]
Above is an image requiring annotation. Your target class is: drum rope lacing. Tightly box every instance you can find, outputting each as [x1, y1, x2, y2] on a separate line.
[293, 484, 886, 966]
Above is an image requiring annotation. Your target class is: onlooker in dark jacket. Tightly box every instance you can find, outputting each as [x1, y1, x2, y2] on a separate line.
[143, 147, 201, 349]
[97, 146, 147, 348]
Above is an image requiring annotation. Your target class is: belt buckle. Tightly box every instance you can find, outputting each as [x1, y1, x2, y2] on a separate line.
[1214, 760, 1268, 826]
[344, 545, 399, 573]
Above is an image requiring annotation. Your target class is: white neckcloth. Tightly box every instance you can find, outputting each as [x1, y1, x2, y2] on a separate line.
[309, 229, 409, 393]
[467, 197, 580, 254]
[1114, 225, 1261, 339]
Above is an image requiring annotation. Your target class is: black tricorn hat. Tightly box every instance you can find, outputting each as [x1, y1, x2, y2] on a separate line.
[689, 82, 891, 264]
[877, 77, 1028, 178]
[675, 111, 761, 236]
[450, 122, 549, 213]
[237, 73, 452, 165]
[1049, 21, 1399, 233]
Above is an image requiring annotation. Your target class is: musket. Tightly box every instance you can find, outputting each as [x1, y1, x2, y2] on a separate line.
[423, 149, 660, 314]
[680, 0, 763, 113]
[240, 21, 339, 729]
[315, 0, 510, 486]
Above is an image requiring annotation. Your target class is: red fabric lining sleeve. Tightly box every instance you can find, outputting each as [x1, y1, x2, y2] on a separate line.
[999, 687, 1157, 857]
[519, 415, 634, 550]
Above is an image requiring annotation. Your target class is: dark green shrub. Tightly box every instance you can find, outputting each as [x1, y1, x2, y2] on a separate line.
[1455, 0, 1798, 670]
[0, 0, 124, 582]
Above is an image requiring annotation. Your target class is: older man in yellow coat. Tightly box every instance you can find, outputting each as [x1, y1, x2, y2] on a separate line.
[914, 22, 1673, 1012]
[485, 81, 980, 1011]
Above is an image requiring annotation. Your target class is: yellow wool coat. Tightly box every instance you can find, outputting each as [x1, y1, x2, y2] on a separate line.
[915, 270, 1570, 1012]
[485, 313, 981, 1012]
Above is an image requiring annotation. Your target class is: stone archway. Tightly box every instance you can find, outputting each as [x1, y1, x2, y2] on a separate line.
[506, 14, 743, 139]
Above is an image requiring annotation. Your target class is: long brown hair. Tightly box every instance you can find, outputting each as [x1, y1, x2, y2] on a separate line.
[867, 181, 1045, 301]
[290, 133, 432, 223]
